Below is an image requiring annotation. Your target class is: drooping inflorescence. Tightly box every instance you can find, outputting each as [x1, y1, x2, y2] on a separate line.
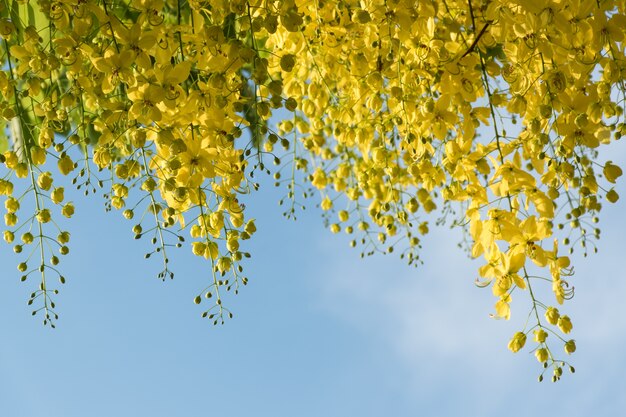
[1, 0, 624, 380]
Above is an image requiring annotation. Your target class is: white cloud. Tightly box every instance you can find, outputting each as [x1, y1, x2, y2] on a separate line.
[313, 226, 515, 364]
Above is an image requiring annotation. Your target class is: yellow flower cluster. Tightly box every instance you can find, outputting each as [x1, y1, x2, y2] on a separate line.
[1, 0, 625, 376]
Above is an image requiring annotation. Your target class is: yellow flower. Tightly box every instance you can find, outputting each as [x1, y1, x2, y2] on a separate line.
[217, 256, 232, 273]
[226, 238, 239, 253]
[38, 128, 53, 149]
[128, 83, 164, 124]
[603, 161, 623, 184]
[51, 188, 64, 204]
[311, 168, 328, 189]
[116, 22, 157, 70]
[152, 61, 192, 108]
[510, 216, 551, 267]
[205, 241, 219, 260]
[552, 279, 566, 305]
[535, 348, 549, 363]
[280, 54, 296, 72]
[175, 135, 216, 183]
[244, 219, 257, 235]
[533, 329, 548, 343]
[545, 307, 560, 325]
[90, 49, 135, 94]
[93, 148, 112, 169]
[15, 163, 28, 178]
[564, 340, 576, 355]
[192, 241, 206, 257]
[111, 196, 125, 209]
[558, 315, 573, 334]
[36, 208, 51, 223]
[5, 197, 20, 213]
[62, 203, 74, 218]
[491, 251, 526, 297]
[321, 196, 332, 211]
[30, 147, 46, 165]
[37, 172, 53, 191]
[494, 294, 511, 320]
[508, 332, 527, 353]
[4, 213, 17, 226]
[4, 230, 14, 243]
[57, 231, 70, 244]
[58, 155, 75, 175]
[21, 232, 33, 244]
[606, 189, 619, 203]
[0, 179, 14, 195]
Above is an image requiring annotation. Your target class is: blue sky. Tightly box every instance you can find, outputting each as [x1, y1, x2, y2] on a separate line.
[1, 136, 625, 417]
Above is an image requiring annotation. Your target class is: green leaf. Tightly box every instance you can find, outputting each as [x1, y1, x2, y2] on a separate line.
[17, 2, 50, 45]
[10, 0, 23, 43]
[0, 119, 9, 153]
[25, 3, 35, 27]
[223, 13, 237, 39]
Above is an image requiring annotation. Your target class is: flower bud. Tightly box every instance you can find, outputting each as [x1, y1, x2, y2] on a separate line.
[30, 147, 46, 165]
[51, 187, 64, 204]
[4, 230, 14, 243]
[192, 241, 206, 257]
[36, 208, 51, 223]
[57, 155, 75, 175]
[226, 238, 239, 253]
[535, 348, 549, 363]
[217, 256, 232, 273]
[61, 203, 74, 218]
[244, 219, 256, 235]
[5, 197, 19, 213]
[4, 212, 17, 226]
[564, 339, 576, 354]
[280, 54, 296, 72]
[507, 331, 527, 353]
[37, 172, 53, 190]
[533, 329, 548, 343]
[558, 315, 573, 334]
[545, 307, 560, 325]
[57, 231, 70, 244]
[321, 196, 332, 211]
[21, 232, 34, 244]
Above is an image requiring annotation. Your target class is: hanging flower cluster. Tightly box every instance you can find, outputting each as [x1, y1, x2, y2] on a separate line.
[1, 0, 624, 380]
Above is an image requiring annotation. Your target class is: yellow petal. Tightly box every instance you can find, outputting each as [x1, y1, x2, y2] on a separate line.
[495, 299, 511, 320]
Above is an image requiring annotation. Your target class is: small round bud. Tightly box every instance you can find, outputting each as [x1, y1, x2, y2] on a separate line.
[564, 339, 576, 354]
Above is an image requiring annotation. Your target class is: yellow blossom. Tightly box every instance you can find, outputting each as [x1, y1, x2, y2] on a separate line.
[545, 307, 560, 325]
[535, 348, 549, 363]
[564, 340, 576, 355]
[558, 315, 573, 334]
[508, 332, 527, 353]
[533, 329, 548, 343]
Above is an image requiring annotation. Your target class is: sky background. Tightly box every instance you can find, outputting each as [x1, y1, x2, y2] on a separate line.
[1, 136, 625, 416]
